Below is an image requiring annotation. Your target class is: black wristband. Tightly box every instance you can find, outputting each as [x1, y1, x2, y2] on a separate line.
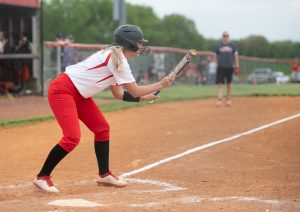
[123, 91, 140, 102]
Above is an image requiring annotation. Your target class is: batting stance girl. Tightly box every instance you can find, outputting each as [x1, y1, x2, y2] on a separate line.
[34, 25, 174, 193]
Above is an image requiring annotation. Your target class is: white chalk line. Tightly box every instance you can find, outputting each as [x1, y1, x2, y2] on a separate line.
[128, 195, 300, 208]
[47, 196, 300, 208]
[74, 177, 186, 194]
[121, 112, 300, 178]
[46, 179, 300, 208]
[0, 177, 186, 208]
[51, 195, 296, 208]
[0, 182, 32, 189]
[0, 177, 185, 194]
[45, 186, 299, 208]
[126, 178, 186, 192]
[46, 178, 187, 208]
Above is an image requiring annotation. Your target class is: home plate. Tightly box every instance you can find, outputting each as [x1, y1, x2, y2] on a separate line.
[48, 199, 104, 207]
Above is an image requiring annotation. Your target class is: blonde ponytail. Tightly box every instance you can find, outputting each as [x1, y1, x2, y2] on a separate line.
[103, 46, 123, 73]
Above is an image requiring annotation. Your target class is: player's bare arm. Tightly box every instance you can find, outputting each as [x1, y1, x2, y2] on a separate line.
[109, 85, 123, 100]
[121, 76, 174, 98]
[110, 85, 160, 102]
[234, 52, 240, 68]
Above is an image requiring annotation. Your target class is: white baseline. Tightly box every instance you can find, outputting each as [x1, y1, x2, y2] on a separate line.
[121, 112, 300, 178]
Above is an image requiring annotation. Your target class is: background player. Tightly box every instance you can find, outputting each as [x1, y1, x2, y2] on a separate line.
[214, 31, 239, 107]
[33, 24, 175, 193]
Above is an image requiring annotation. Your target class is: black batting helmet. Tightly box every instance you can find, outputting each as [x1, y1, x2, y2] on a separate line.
[113, 24, 148, 52]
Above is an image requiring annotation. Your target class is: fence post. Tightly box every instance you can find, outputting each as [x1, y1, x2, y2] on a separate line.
[56, 45, 61, 76]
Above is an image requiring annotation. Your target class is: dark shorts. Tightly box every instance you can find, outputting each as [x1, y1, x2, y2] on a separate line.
[216, 67, 234, 84]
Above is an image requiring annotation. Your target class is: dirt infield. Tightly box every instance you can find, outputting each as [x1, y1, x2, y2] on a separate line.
[0, 96, 110, 120]
[0, 97, 299, 211]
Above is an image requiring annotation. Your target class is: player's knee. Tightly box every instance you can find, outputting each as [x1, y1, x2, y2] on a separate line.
[60, 134, 81, 152]
[94, 122, 110, 141]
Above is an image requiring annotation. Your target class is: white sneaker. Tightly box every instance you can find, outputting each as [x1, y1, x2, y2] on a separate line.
[33, 176, 59, 193]
[97, 172, 127, 187]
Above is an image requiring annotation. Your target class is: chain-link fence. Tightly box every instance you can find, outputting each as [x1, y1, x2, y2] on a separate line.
[43, 41, 293, 95]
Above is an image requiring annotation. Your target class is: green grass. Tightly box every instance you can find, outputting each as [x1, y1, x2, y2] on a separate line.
[96, 83, 300, 101]
[232, 83, 300, 96]
[99, 101, 142, 112]
[1, 83, 300, 127]
[0, 115, 54, 127]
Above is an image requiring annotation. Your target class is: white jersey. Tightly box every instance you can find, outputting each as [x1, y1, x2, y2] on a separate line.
[65, 49, 135, 98]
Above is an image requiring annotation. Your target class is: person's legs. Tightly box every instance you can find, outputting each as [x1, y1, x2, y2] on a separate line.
[217, 83, 223, 100]
[77, 98, 127, 187]
[77, 98, 110, 174]
[225, 68, 234, 106]
[34, 143, 68, 193]
[37, 144, 68, 177]
[226, 83, 232, 100]
[216, 67, 224, 106]
[225, 83, 232, 106]
[34, 74, 81, 192]
[37, 92, 81, 177]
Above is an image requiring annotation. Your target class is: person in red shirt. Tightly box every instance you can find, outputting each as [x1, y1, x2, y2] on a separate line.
[291, 58, 300, 73]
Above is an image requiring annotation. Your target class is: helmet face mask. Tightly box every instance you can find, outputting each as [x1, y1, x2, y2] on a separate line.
[137, 46, 150, 56]
[113, 25, 150, 55]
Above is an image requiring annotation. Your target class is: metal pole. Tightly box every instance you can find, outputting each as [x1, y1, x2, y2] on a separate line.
[40, 0, 44, 95]
[113, 0, 126, 26]
[119, 0, 126, 25]
[56, 45, 61, 76]
[113, 0, 119, 21]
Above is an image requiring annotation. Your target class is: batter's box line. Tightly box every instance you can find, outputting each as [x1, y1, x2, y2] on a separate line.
[127, 195, 300, 208]
[75, 177, 186, 195]
[0, 177, 186, 195]
[46, 195, 300, 209]
[47, 195, 300, 208]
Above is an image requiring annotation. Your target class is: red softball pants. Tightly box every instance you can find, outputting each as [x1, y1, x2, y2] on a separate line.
[48, 73, 110, 152]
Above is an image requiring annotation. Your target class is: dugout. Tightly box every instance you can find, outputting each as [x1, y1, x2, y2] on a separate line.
[0, 0, 42, 95]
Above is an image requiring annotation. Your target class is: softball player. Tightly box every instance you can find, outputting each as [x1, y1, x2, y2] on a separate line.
[34, 25, 174, 193]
